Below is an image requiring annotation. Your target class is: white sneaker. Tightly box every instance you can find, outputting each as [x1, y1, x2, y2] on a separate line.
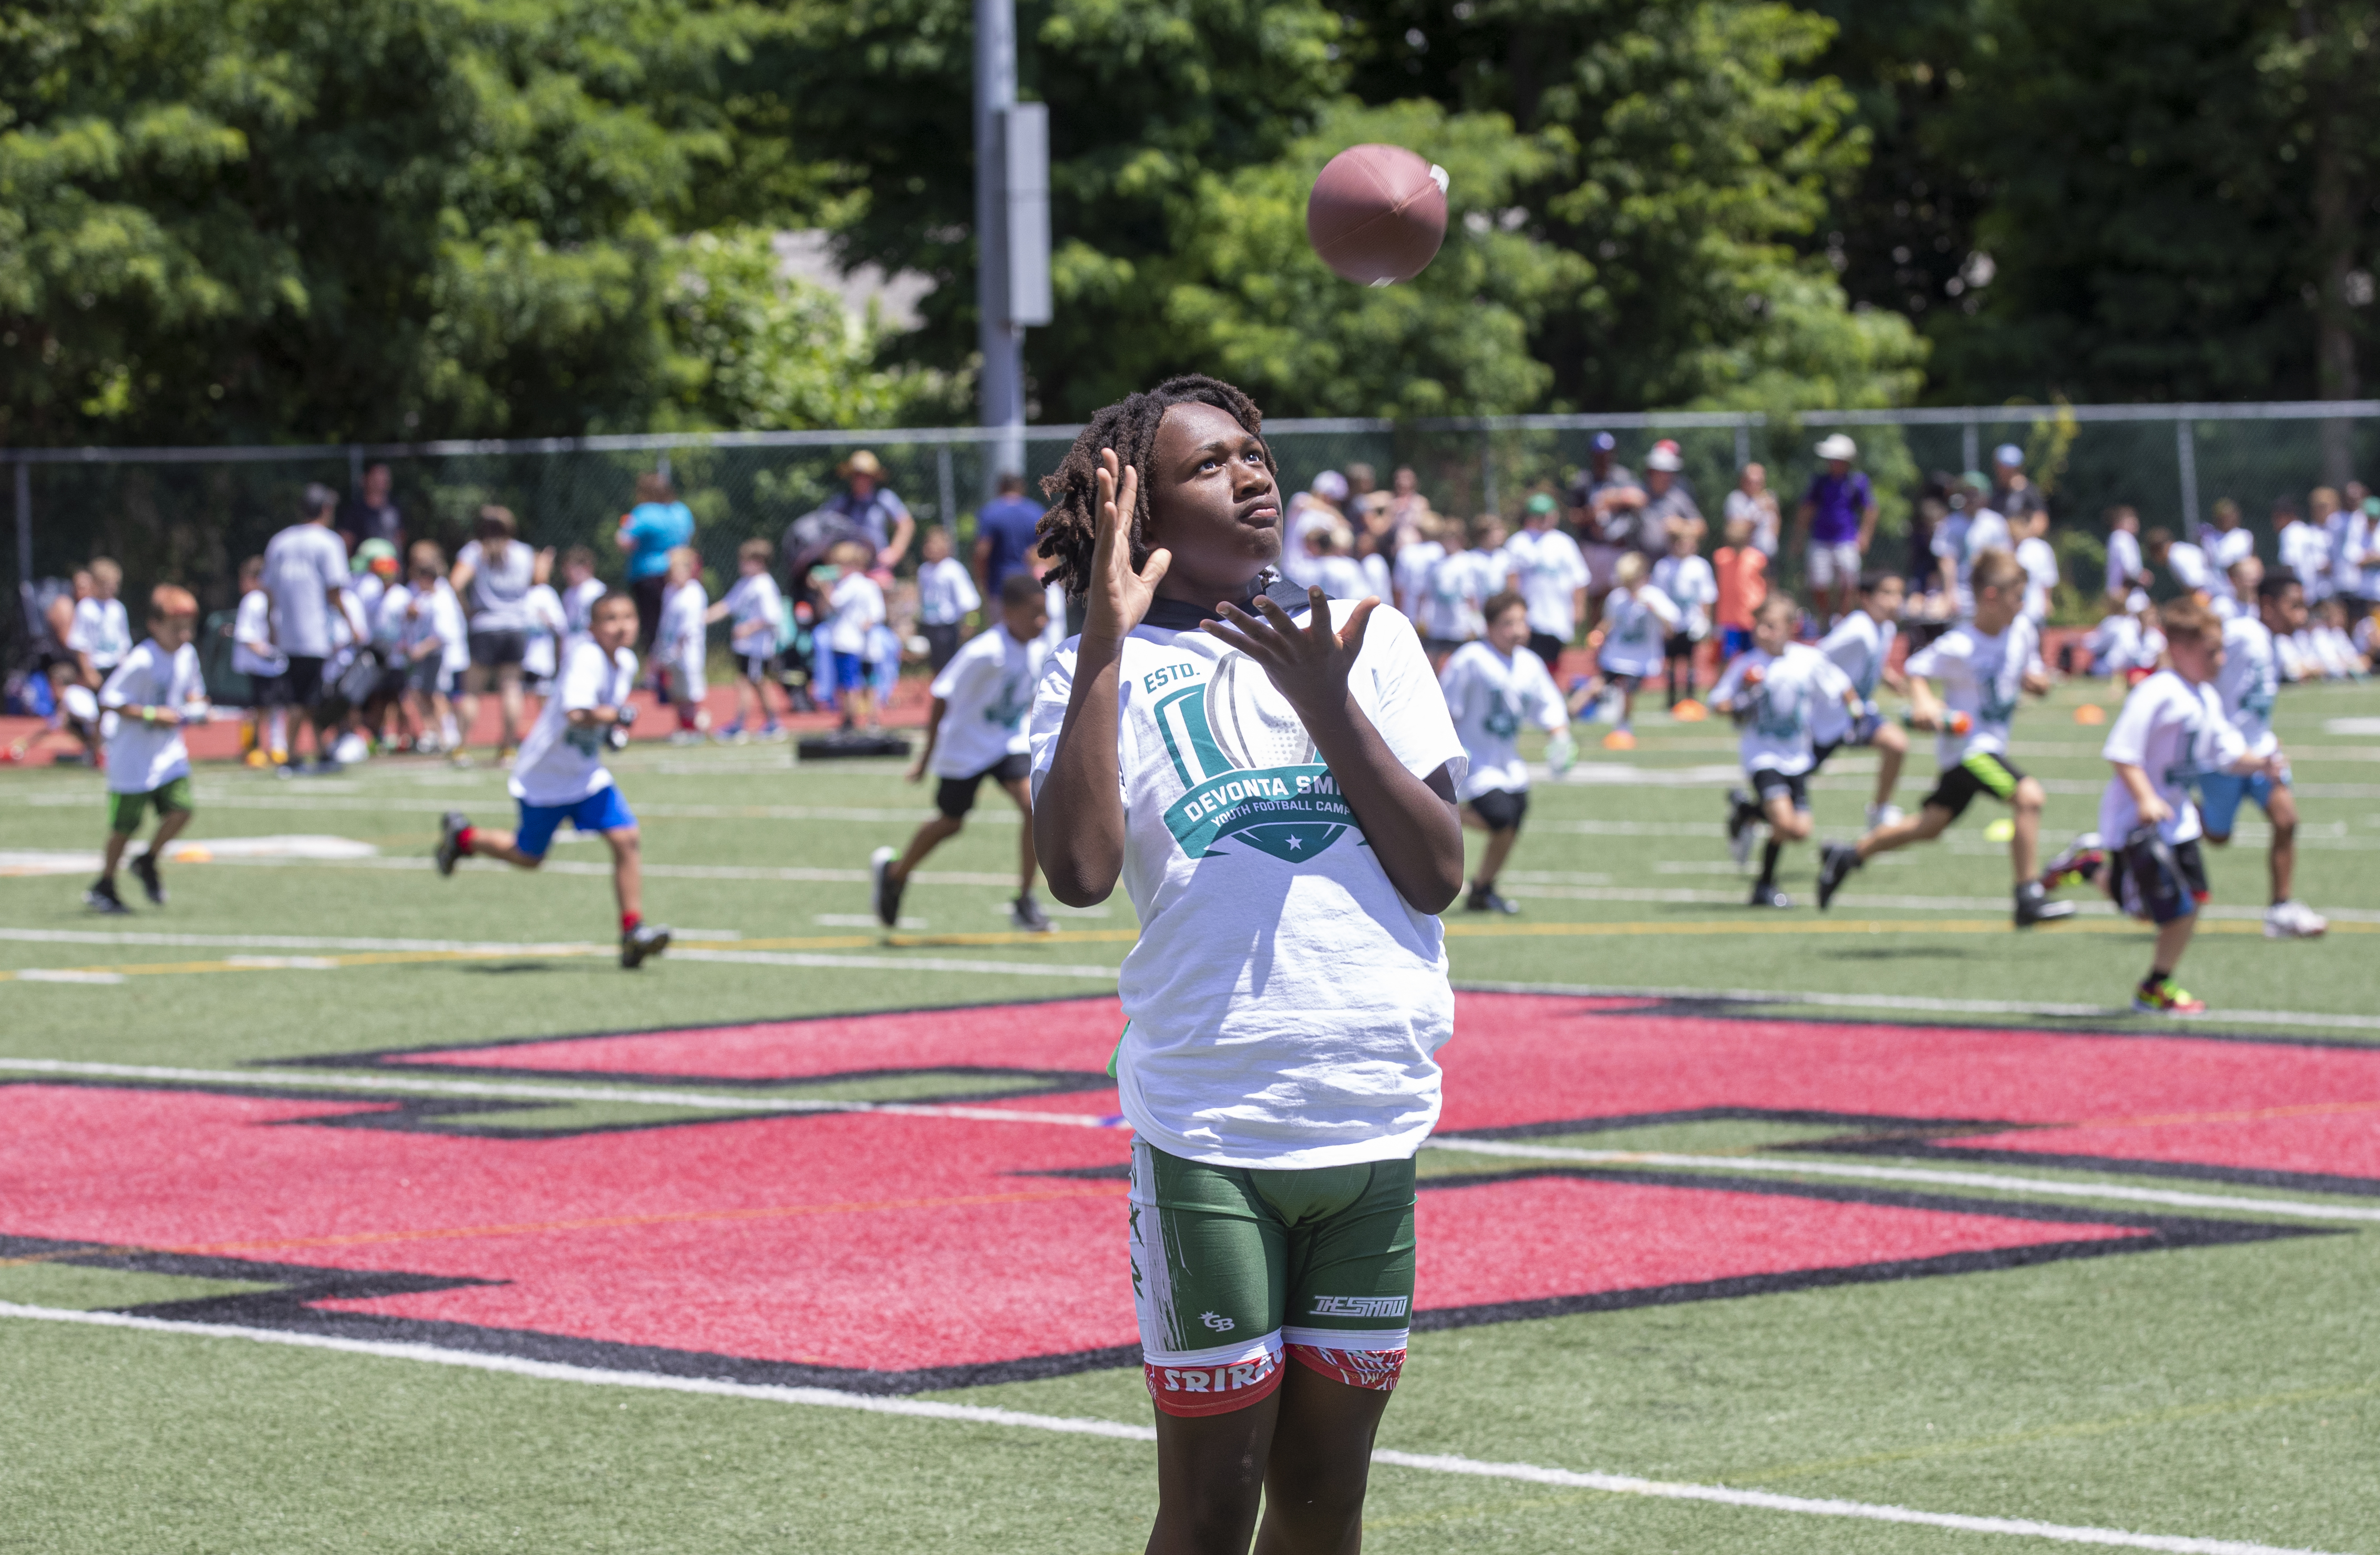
[2264, 900, 2329, 939]
[1866, 801, 1904, 828]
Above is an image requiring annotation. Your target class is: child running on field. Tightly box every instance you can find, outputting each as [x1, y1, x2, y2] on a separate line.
[2038, 596, 2287, 1013]
[1805, 571, 1912, 829]
[1714, 592, 1857, 908]
[872, 572, 1054, 933]
[1817, 549, 2070, 927]
[1579, 551, 1676, 748]
[706, 538, 789, 741]
[1029, 375, 1466, 1553]
[87, 586, 209, 914]
[435, 591, 671, 969]
[1440, 590, 1572, 914]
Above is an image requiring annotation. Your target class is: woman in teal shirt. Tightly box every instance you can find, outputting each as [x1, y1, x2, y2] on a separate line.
[617, 471, 694, 648]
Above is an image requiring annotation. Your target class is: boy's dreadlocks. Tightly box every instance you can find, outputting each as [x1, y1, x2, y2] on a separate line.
[1035, 375, 1276, 600]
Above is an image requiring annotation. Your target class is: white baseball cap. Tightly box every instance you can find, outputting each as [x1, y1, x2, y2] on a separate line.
[1645, 441, 1684, 472]
[1995, 443, 2025, 468]
[1814, 434, 1858, 461]
[1310, 470, 1349, 503]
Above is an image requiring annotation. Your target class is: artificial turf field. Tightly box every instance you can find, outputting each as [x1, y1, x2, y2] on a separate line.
[3, 672, 2377, 1554]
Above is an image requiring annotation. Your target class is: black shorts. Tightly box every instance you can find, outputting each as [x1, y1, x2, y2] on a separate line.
[737, 652, 779, 684]
[283, 654, 326, 709]
[1528, 632, 1568, 668]
[1921, 751, 2026, 821]
[2116, 830, 2209, 925]
[1467, 786, 1529, 832]
[1663, 631, 1695, 660]
[924, 622, 963, 673]
[469, 629, 527, 669]
[1750, 768, 1810, 812]
[935, 752, 1032, 819]
[245, 672, 292, 709]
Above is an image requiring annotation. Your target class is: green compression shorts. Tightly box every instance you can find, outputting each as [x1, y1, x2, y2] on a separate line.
[106, 776, 194, 835]
[1128, 1139, 1416, 1417]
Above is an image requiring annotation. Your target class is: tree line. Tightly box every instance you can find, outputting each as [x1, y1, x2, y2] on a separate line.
[3, 0, 2373, 448]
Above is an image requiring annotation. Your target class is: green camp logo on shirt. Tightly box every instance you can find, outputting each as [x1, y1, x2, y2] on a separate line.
[1150, 682, 1354, 863]
[1482, 691, 1519, 740]
[982, 674, 1032, 732]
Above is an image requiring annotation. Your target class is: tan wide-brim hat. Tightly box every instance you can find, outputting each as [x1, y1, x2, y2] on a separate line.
[839, 450, 884, 479]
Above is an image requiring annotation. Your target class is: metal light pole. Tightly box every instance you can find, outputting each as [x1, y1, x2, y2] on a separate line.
[974, 0, 1049, 497]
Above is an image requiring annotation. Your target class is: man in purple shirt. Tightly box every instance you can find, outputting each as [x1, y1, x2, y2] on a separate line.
[1795, 432, 1880, 629]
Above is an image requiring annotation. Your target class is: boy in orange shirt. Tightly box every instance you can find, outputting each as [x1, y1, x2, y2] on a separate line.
[1714, 511, 1769, 664]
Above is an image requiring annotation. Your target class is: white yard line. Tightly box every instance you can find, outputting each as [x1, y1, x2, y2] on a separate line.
[0, 1304, 2345, 1555]
[668, 947, 1118, 980]
[1419, 1138, 2380, 1222]
[1453, 976, 2380, 1032]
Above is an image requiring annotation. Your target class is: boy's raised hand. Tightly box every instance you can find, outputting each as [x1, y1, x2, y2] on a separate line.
[1083, 449, 1170, 643]
[1202, 585, 1377, 721]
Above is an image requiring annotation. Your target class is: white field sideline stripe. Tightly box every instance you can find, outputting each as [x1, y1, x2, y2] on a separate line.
[0, 926, 609, 955]
[1421, 1138, 2380, 1222]
[0, 1305, 2341, 1555]
[668, 947, 1116, 980]
[1453, 977, 2380, 1033]
[0, 1057, 1122, 1129]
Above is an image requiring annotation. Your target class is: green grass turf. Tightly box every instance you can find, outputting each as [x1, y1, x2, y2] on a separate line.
[2, 672, 2376, 1551]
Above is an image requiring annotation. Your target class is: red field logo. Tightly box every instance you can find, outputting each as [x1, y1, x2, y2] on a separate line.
[7, 995, 2371, 1393]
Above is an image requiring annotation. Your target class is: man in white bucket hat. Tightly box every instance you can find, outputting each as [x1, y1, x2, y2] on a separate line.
[1796, 432, 1879, 629]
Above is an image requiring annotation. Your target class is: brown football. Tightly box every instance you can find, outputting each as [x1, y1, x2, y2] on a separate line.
[1305, 144, 1450, 286]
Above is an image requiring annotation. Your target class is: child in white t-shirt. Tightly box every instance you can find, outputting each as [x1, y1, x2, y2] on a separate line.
[915, 524, 981, 672]
[705, 538, 789, 740]
[1806, 570, 1912, 828]
[1651, 524, 1717, 707]
[1439, 591, 1571, 914]
[560, 546, 608, 637]
[67, 557, 133, 689]
[871, 573, 1053, 933]
[822, 540, 887, 732]
[1579, 551, 1678, 747]
[398, 541, 467, 752]
[2038, 596, 2283, 1015]
[521, 579, 568, 692]
[1713, 592, 1857, 908]
[2014, 508, 2059, 626]
[87, 586, 209, 914]
[1027, 378, 1467, 1548]
[655, 545, 711, 742]
[434, 591, 671, 969]
[1818, 549, 2070, 927]
[231, 554, 291, 766]
[1393, 517, 1449, 646]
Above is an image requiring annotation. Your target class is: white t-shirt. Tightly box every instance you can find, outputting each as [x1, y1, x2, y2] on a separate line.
[2099, 669, 2245, 846]
[1811, 610, 1898, 745]
[2278, 523, 2331, 601]
[2163, 541, 2211, 594]
[68, 597, 133, 671]
[2015, 534, 2058, 624]
[1933, 508, 2011, 616]
[563, 576, 608, 636]
[2216, 615, 2281, 754]
[918, 557, 981, 627]
[1502, 528, 1591, 640]
[369, 583, 410, 650]
[262, 522, 351, 657]
[1359, 551, 1392, 602]
[1027, 600, 1465, 1170]
[928, 624, 1046, 778]
[723, 572, 785, 656]
[1596, 585, 1678, 678]
[1438, 640, 1564, 799]
[522, 583, 568, 679]
[1651, 553, 1718, 640]
[1040, 578, 1067, 656]
[232, 590, 287, 678]
[2200, 527, 2255, 601]
[825, 571, 885, 654]
[456, 539, 536, 632]
[1904, 615, 2041, 766]
[98, 639, 208, 794]
[1724, 487, 1781, 555]
[657, 578, 709, 669]
[1393, 541, 1444, 625]
[510, 638, 638, 808]
[2313, 624, 2361, 676]
[1418, 548, 1498, 642]
[397, 579, 468, 673]
[1711, 643, 1851, 776]
[2105, 528, 2144, 598]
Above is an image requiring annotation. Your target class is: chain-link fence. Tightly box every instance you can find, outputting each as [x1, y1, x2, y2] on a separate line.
[12, 403, 2380, 635]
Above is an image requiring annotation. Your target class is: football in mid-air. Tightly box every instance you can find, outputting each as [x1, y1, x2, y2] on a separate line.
[1305, 144, 1450, 286]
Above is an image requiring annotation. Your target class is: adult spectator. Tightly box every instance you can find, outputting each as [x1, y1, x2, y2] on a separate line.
[451, 506, 541, 759]
[337, 462, 404, 551]
[972, 472, 1046, 596]
[1567, 432, 1644, 601]
[617, 472, 694, 648]
[828, 450, 915, 568]
[1795, 434, 1879, 627]
[1989, 443, 2043, 522]
[1385, 465, 1431, 543]
[1634, 441, 1703, 558]
[1344, 462, 1378, 503]
[1724, 463, 1781, 559]
[2199, 498, 2256, 605]
[263, 482, 363, 771]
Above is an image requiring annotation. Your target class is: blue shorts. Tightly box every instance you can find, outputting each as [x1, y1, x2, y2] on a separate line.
[1721, 626, 1755, 659]
[515, 786, 636, 858]
[829, 650, 872, 692]
[2197, 771, 2280, 837]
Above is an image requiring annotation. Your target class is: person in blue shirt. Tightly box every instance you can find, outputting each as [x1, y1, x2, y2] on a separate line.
[971, 471, 1047, 596]
[616, 471, 695, 650]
